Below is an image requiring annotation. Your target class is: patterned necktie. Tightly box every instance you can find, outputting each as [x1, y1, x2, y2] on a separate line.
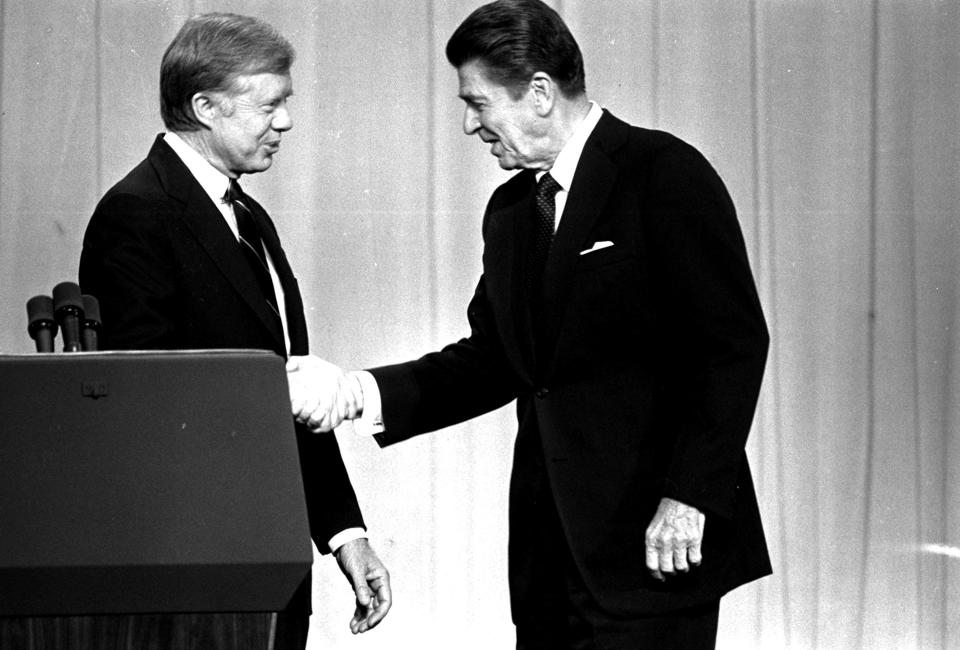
[528, 172, 562, 294]
[223, 179, 281, 323]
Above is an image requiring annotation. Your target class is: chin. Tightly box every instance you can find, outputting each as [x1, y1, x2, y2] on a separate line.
[249, 157, 274, 173]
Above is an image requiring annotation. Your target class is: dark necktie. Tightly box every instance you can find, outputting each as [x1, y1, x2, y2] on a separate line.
[527, 172, 562, 356]
[528, 172, 562, 294]
[223, 179, 281, 323]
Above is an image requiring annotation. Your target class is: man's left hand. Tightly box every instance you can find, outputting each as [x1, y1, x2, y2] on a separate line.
[334, 538, 392, 634]
[644, 497, 705, 581]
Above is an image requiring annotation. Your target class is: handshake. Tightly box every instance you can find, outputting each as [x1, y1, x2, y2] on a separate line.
[286, 355, 365, 433]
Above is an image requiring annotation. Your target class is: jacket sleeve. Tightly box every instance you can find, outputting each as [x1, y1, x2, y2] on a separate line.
[369, 274, 523, 446]
[644, 140, 769, 520]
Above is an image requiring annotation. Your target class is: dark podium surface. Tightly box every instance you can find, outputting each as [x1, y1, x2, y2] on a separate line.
[0, 350, 313, 648]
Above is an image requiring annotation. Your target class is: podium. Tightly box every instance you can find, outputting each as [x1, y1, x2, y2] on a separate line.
[0, 350, 313, 649]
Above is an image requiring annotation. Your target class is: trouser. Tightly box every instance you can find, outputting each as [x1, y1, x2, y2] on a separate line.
[513, 479, 719, 650]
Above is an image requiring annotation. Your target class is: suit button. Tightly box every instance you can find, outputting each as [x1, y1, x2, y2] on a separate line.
[535, 388, 549, 399]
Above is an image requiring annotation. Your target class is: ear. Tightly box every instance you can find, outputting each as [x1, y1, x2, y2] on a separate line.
[190, 91, 221, 129]
[529, 72, 556, 117]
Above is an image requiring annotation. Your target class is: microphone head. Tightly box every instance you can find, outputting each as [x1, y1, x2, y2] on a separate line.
[53, 282, 84, 316]
[82, 294, 102, 326]
[26, 294, 58, 336]
[26, 295, 55, 326]
[26, 295, 58, 351]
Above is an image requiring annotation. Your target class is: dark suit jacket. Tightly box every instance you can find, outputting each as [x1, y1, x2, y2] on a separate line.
[370, 111, 771, 617]
[80, 134, 364, 547]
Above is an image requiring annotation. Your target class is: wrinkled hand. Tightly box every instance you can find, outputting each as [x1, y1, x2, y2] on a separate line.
[286, 355, 363, 432]
[644, 497, 706, 581]
[335, 538, 392, 634]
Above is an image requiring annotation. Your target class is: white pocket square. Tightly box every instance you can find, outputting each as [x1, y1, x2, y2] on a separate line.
[579, 240, 614, 255]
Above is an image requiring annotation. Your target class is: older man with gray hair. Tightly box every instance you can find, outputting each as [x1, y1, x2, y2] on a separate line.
[81, 13, 391, 648]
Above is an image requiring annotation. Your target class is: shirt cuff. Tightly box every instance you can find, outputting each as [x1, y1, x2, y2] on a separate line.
[327, 527, 368, 554]
[349, 370, 384, 436]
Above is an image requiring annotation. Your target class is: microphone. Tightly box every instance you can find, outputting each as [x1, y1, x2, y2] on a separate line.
[26, 295, 58, 353]
[81, 295, 102, 352]
[52, 282, 85, 352]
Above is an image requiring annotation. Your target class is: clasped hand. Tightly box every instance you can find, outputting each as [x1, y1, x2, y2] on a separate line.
[645, 497, 706, 581]
[287, 355, 363, 432]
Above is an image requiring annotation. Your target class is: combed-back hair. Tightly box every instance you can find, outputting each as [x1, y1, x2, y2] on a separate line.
[160, 12, 295, 131]
[446, 0, 585, 99]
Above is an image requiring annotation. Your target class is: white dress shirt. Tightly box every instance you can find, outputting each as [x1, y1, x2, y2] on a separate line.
[164, 132, 365, 553]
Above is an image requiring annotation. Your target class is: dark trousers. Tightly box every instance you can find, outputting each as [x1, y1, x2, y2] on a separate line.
[514, 482, 719, 650]
[516, 595, 720, 650]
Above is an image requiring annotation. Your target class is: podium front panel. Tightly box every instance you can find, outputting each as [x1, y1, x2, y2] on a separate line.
[0, 350, 312, 617]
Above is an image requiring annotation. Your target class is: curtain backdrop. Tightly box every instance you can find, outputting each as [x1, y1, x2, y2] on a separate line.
[1, 1, 957, 648]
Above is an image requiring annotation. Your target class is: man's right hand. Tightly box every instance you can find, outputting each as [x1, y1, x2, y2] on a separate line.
[286, 355, 363, 432]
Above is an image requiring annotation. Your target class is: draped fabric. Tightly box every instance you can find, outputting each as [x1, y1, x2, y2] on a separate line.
[1, 1, 957, 648]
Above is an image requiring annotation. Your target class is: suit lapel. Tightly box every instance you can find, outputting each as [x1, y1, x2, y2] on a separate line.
[539, 112, 624, 367]
[483, 172, 538, 384]
[147, 137, 287, 351]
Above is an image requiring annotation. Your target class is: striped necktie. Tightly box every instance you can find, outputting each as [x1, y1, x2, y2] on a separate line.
[223, 179, 281, 324]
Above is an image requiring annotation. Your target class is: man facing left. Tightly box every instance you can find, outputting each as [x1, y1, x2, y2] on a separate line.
[79, 13, 390, 648]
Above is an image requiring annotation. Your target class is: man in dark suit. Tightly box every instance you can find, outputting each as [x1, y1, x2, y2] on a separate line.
[289, 0, 769, 647]
[79, 13, 390, 648]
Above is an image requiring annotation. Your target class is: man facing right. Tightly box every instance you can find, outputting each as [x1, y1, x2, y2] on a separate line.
[291, 1, 771, 647]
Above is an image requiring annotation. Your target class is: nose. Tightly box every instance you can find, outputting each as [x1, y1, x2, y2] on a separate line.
[273, 103, 293, 132]
[462, 105, 481, 135]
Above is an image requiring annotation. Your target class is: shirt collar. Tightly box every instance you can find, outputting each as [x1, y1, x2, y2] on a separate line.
[540, 101, 603, 191]
[163, 131, 232, 206]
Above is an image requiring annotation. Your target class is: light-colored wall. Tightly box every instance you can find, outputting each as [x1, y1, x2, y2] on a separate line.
[2, 1, 958, 648]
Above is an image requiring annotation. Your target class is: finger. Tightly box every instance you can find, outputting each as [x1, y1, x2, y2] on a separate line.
[365, 574, 392, 629]
[307, 384, 339, 429]
[324, 402, 345, 432]
[645, 537, 665, 581]
[689, 546, 702, 567]
[350, 605, 365, 635]
[688, 512, 705, 566]
[689, 537, 703, 566]
[674, 546, 689, 572]
[350, 594, 384, 634]
[365, 598, 389, 630]
[290, 379, 320, 419]
[292, 399, 313, 423]
[300, 393, 323, 421]
[659, 540, 675, 575]
[305, 401, 329, 431]
[352, 576, 373, 608]
[308, 407, 334, 433]
[349, 592, 373, 634]
[290, 397, 306, 419]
